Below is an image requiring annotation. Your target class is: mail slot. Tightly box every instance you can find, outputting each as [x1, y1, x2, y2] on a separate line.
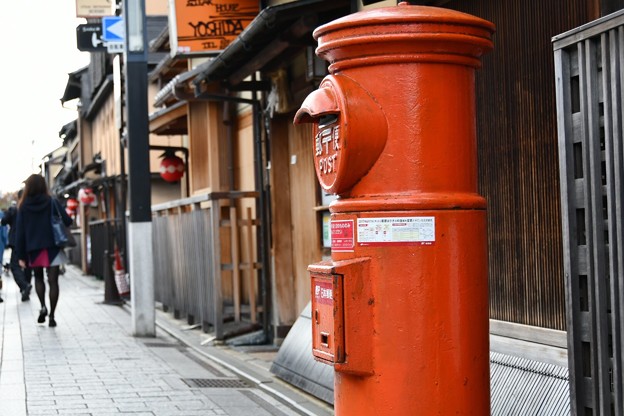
[295, 74, 387, 195]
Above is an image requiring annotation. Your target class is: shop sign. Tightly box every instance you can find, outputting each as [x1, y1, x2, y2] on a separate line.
[169, 0, 258, 57]
[76, 0, 112, 18]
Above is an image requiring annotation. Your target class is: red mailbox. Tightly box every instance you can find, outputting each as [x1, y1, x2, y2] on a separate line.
[295, 4, 494, 415]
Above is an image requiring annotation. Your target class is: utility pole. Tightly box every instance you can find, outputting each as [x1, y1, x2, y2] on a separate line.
[123, 0, 155, 337]
[31, 139, 36, 173]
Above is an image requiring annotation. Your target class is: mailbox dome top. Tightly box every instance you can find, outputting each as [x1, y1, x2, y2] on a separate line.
[313, 4, 495, 71]
[314, 4, 495, 38]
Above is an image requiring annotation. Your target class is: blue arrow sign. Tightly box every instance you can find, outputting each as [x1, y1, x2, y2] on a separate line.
[102, 16, 124, 42]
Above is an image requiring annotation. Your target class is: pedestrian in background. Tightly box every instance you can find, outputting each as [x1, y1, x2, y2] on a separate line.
[2, 193, 33, 301]
[0, 209, 7, 270]
[16, 174, 72, 327]
[0, 211, 4, 304]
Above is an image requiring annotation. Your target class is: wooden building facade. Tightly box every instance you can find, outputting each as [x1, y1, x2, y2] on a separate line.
[101, 0, 624, 348]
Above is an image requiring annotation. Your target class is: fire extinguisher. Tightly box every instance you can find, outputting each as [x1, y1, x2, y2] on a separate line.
[113, 247, 130, 298]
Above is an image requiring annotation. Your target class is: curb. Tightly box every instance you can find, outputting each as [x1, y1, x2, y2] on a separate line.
[120, 302, 333, 416]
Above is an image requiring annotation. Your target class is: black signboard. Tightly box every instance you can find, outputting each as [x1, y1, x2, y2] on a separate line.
[76, 24, 107, 52]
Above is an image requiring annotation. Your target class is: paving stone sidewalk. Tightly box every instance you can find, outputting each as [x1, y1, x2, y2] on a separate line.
[0, 264, 318, 416]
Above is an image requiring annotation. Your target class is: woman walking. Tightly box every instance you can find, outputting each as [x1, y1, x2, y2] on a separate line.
[16, 174, 72, 327]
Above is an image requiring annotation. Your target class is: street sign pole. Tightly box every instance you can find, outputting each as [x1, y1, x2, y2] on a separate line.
[123, 0, 155, 337]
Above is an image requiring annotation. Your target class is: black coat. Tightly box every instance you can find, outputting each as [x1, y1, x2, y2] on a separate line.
[16, 194, 72, 260]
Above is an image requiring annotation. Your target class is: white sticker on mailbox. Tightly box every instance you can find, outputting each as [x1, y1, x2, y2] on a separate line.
[357, 217, 435, 246]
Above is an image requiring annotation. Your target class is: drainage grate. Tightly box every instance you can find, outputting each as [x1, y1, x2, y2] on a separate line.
[143, 342, 186, 352]
[144, 342, 181, 348]
[182, 378, 252, 388]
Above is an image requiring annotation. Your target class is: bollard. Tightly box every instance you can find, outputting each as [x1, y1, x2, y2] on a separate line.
[103, 250, 122, 304]
[294, 3, 494, 415]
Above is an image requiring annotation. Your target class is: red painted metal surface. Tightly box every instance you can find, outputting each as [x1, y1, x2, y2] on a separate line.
[295, 3, 494, 415]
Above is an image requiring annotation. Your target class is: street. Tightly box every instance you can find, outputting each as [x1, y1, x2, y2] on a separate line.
[0, 264, 331, 416]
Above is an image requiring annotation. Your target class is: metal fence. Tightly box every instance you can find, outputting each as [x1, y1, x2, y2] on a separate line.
[151, 191, 262, 340]
[554, 9, 624, 415]
[66, 229, 82, 267]
[89, 218, 124, 279]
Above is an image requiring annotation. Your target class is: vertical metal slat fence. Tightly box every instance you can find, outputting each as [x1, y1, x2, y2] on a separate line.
[554, 10, 624, 415]
[151, 192, 261, 340]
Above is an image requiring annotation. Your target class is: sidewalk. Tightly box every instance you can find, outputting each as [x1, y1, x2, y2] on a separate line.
[0, 265, 333, 416]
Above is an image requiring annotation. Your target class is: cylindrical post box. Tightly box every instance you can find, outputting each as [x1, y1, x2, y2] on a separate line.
[295, 3, 494, 415]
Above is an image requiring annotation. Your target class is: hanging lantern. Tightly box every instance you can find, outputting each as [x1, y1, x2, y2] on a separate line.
[159, 151, 185, 183]
[78, 187, 95, 205]
[66, 198, 79, 211]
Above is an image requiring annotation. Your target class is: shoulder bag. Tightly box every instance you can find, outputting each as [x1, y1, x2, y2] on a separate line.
[51, 200, 76, 248]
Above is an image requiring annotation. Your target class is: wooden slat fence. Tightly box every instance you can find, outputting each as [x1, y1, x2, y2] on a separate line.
[151, 191, 262, 340]
[553, 9, 624, 416]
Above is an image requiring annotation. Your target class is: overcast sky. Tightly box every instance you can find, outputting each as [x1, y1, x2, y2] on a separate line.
[0, 1, 90, 194]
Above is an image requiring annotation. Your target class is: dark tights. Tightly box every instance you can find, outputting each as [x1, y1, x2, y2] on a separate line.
[33, 266, 60, 317]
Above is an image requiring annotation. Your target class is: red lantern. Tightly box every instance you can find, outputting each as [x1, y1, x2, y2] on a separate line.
[66, 198, 79, 210]
[159, 154, 185, 183]
[78, 188, 95, 205]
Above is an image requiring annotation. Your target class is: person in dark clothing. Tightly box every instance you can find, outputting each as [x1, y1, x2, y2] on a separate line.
[16, 174, 72, 327]
[2, 193, 33, 301]
[0, 209, 5, 303]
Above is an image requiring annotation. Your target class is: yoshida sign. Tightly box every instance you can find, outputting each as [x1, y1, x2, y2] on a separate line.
[169, 0, 258, 57]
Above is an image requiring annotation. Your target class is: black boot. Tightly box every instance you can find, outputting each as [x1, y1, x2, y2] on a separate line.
[38, 306, 48, 323]
[21, 283, 32, 301]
